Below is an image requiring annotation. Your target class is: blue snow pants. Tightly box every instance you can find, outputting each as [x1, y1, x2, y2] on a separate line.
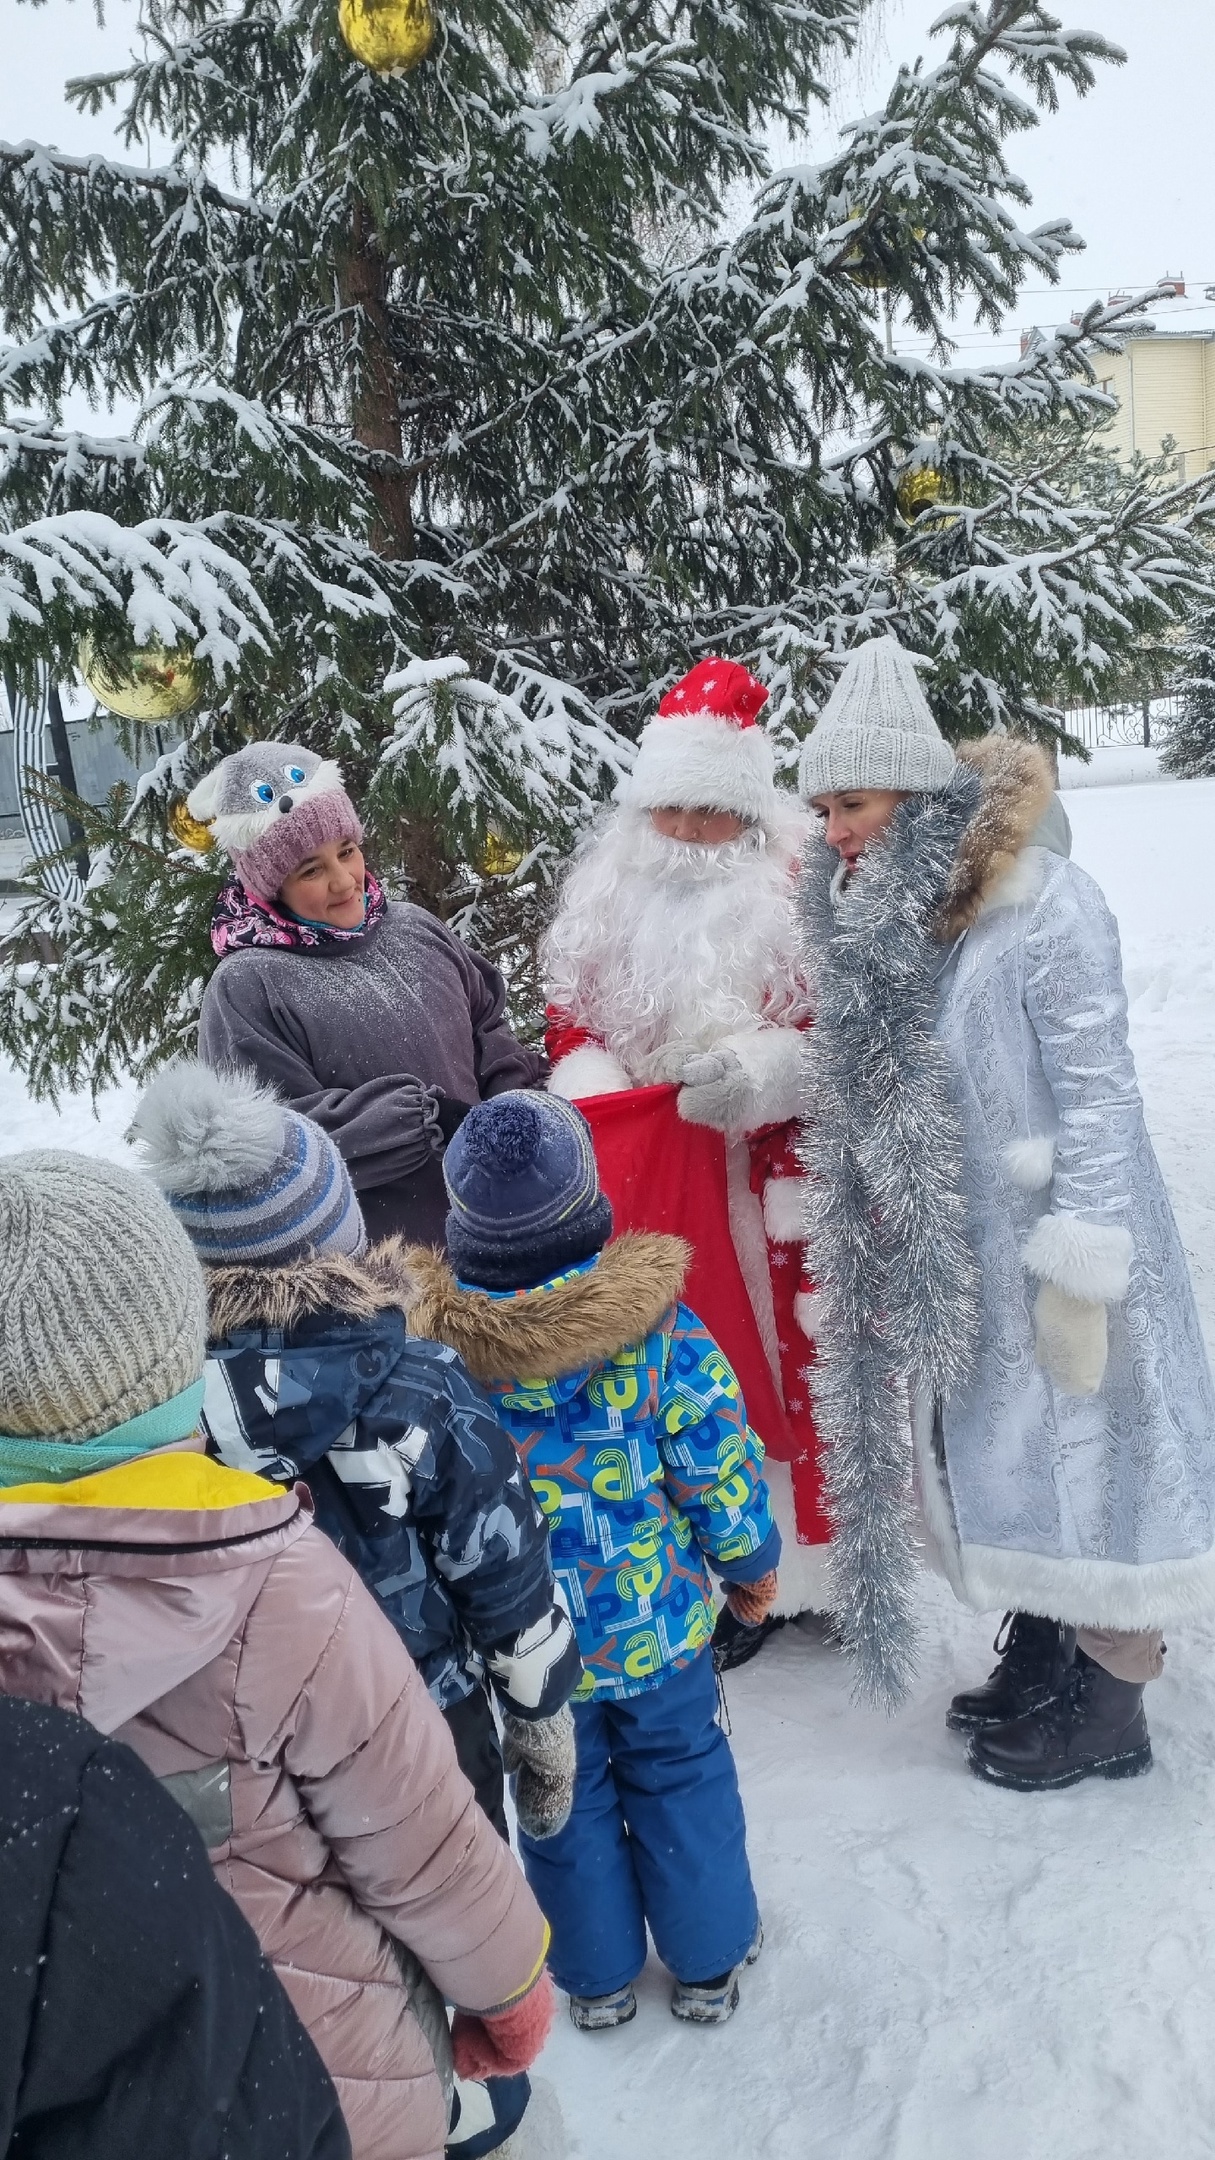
[517, 1649, 759, 1996]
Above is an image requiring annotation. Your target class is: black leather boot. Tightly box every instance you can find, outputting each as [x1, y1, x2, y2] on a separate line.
[946, 1612, 1076, 1733]
[967, 1648, 1152, 1790]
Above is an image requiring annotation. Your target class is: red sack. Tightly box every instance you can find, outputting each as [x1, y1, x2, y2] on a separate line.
[576, 1083, 795, 1459]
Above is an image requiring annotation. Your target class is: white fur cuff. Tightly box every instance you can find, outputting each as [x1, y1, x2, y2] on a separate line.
[763, 1176, 807, 1243]
[1023, 1213, 1133, 1304]
[1002, 1136, 1056, 1192]
[548, 1044, 633, 1100]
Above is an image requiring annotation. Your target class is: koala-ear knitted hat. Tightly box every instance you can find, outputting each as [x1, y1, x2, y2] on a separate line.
[798, 636, 956, 797]
[0, 1151, 208, 1444]
[443, 1091, 613, 1291]
[185, 741, 363, 903]
[129, 1060, 366, 1267]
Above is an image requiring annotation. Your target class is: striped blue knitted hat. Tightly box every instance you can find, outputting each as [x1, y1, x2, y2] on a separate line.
[129, 1061, 366, 1267]
[443, 1090, 612, 1290]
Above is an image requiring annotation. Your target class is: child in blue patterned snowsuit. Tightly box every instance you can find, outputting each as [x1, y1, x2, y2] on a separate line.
[407, 1089, 782, 2030]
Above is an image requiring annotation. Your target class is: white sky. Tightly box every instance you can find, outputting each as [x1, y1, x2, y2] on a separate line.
[4, 0, 1213, 369]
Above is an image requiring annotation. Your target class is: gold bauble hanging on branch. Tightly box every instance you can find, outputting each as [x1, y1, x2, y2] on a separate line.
[79, 634, 204, 724]
[167, 796, 216, 852]
[478, 826, 526, 878]
[338, 0, 435, 74]
[895, 463, 962, 524]
[840, 209, 927, 290]
[840, 212, 889, 289]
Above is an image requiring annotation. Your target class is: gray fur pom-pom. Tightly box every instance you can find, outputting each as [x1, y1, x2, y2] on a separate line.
[128, 1059, 286, 1194]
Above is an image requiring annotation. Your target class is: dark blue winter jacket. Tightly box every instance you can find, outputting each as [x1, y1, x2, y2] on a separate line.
[200, 1241, 580, 1719]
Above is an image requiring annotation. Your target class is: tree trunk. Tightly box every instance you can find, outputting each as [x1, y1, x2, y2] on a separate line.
[339, 202, 414, 559]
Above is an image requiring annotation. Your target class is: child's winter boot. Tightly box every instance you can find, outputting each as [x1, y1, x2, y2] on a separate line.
[946, 1611, 1075, 1732]
[966, 1649, 1152, 1789]
[568, 1984, 637, 2032]
[446, 2072, 530, 2157]
[670, 1923, 763, 2025]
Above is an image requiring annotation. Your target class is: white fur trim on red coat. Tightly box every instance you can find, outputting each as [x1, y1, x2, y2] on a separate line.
[762, 1175, 807, 1243]
[619, 711, 779, 829]
[794, 1287, 823, 1340]
[1023, 1213, 1133, 1304]
[547, 1044, 633, 1100]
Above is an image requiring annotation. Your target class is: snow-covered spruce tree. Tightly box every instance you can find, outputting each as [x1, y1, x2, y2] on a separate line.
[1162, 604, 1215, 778]
[3, 0, 1215, 1095]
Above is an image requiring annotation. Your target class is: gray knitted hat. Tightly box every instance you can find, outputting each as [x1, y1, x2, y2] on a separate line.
[129, 1061, 366, 1267]
[0, 1151, 208, 1443]
[798, 636, 956, 797]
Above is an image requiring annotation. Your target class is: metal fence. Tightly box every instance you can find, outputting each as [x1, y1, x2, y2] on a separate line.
[1060, 695, 1180, 752]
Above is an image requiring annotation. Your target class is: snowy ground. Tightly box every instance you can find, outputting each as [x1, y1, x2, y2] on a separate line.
[3, 776, 1215, 2159]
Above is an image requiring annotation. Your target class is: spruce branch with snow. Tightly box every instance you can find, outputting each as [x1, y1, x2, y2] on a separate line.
[1161, 604, 1215, 781]
[3, 0, 1215, 1092]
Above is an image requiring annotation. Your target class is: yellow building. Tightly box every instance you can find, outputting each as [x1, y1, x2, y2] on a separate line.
[1091, 330, 1215, 480]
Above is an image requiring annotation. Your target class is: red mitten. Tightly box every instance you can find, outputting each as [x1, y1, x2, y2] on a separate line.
[724, 1571, 779, 1628]
[451, 1972, 555, 2080]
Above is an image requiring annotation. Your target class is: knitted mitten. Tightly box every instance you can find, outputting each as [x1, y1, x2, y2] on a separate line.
[723, 1572, 779, 1628]
[501, 1705, 576, 1840]
[451, 1972, 555, 2080]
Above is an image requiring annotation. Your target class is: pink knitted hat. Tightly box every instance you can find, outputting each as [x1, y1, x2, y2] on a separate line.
[185, 742, 363, 902]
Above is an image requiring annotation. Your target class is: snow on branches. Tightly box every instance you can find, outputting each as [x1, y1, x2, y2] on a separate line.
[2, 0, 1213, 1091]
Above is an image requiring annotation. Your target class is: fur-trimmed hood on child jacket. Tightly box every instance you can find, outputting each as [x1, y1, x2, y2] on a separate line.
[201, 1237, 580, 1721]
[406, 1234, 780, 1702]
[799, 736, 1215, 1707]
[0, 1449, 549, 2160]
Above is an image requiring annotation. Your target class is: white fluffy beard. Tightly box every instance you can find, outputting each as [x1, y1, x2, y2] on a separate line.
[543, 807, 809, 1084]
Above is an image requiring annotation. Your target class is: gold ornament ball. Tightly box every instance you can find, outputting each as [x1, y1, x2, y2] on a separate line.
[167, 796, 216, 852]
[79, 634, 204, 724]
[338, 0, 435, 74]
[841, 210, 927, 289]
[895, 463, 962, 522]
[479, 827, 526, 878]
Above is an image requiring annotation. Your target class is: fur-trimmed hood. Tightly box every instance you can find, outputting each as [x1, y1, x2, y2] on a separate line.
[404, 1234, 689, 1386]
[937, 736, 1055, 941]
[206, 1235, 415, 1340]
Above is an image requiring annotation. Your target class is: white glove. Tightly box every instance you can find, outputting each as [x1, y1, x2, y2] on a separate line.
[677, 1028, 803, 1135]
[1034, 1280, 1108, 1395]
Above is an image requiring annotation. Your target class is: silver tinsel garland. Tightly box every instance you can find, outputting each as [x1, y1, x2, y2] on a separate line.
[797, 767, 983, 1710]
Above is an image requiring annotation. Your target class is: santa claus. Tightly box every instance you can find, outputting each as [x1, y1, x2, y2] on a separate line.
[542, 658, 829, 1643]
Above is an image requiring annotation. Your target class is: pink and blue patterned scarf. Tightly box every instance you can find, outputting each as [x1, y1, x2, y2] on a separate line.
[210, 871, 388, 957]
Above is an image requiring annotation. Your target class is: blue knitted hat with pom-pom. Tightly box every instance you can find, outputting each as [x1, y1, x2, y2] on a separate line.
[442, 1091, 613, 1290]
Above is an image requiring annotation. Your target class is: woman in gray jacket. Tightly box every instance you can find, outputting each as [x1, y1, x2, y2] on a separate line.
[795, 637, 1215, 1790]
[188, 741, 546, 1246]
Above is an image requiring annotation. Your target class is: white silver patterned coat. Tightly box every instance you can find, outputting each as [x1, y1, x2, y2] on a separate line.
[917, 832, 1215, 1631]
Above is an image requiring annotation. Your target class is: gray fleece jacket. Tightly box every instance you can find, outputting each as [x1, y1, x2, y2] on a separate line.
[197, 903, 546, 1246]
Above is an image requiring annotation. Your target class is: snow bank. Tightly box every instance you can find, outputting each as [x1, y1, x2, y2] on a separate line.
[0, 1061, 138, 1163]
[3, 779, 1215, 2160]
[1059, 742, 1164, 788]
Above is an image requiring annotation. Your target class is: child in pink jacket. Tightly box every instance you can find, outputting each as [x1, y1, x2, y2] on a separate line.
[0, 1150, 554, 2160]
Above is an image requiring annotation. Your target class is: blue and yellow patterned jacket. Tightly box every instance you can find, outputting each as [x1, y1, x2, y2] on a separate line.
[405, 1234, 780, 1701]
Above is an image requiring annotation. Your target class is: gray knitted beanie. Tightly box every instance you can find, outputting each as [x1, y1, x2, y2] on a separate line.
[798, 636, 956, 797]
[0, 1151, 208, 1443]
[129, 1060, 366, 1267]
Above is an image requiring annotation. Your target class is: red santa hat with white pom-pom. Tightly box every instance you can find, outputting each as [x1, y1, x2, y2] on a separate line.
[617, 657, 780, 831]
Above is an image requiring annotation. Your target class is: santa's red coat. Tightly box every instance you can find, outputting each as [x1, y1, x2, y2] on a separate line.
[546, 1010, 830, 1588]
